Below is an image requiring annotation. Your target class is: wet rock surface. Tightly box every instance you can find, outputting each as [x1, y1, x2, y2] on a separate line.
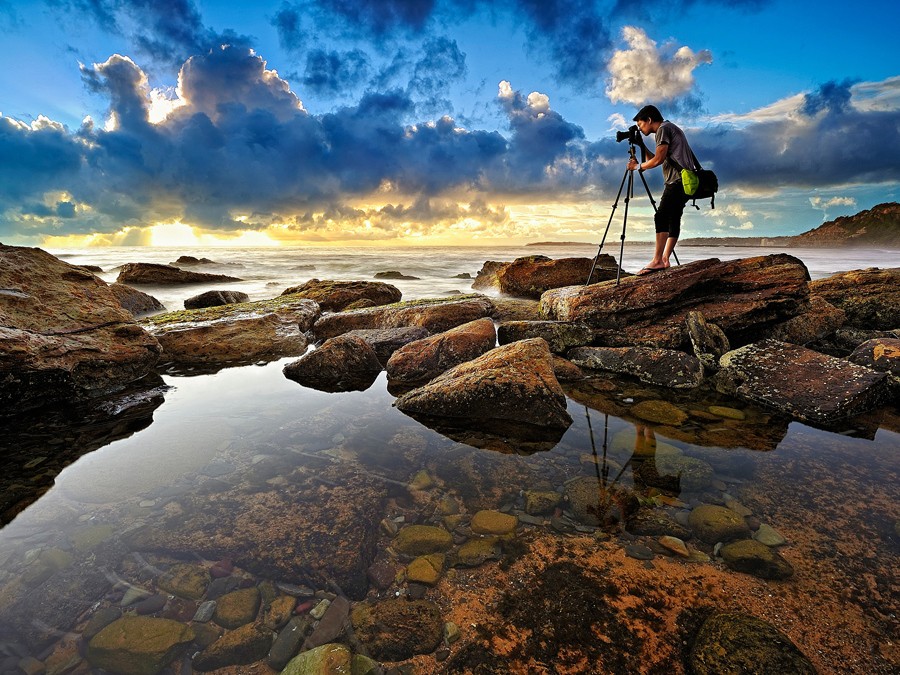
[284, 334, 382, 392]
[281, 278, 402, 311]
[183, 289, 250, 309]
[117, 262, 243, 284]
[473, 254, 622, 297]
[569, 345, 704, 389]
[809, 266, 899, 330]
[497, 319, 594, 353]
[109, 282, 166, 317]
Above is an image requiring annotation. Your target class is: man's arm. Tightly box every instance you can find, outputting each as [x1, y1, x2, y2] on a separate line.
[628, 142, 668, 172]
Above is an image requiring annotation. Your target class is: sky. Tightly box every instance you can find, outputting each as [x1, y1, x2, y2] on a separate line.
[1, 0, 898, 248]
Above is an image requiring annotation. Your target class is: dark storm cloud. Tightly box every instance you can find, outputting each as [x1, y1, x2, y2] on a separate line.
[801, 79, 858, 116]
[302, 49, 370, 95]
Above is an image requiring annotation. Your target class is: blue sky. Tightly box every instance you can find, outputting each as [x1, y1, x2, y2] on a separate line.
[1, 0, 898, 247]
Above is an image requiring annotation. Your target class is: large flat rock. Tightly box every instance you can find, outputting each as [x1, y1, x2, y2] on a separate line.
[716, 339, 890, 424]
[540, 255, 810, 349]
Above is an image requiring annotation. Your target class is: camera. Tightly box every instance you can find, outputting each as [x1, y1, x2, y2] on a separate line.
[616, 124, 641, 144]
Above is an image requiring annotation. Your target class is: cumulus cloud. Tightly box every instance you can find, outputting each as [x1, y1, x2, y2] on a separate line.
[605, 26, 712, 107]
[302, 49, 370, 96]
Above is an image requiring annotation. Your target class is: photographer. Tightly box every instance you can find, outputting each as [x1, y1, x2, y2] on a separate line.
[625, 105, 697, 275]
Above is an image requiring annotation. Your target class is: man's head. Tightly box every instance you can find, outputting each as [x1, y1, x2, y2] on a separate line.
[633, 104, 663, 136]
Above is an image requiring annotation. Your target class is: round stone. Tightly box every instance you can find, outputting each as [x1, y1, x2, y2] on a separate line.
[470, 510, 517, 535]
[392, 525, 453, 556]
[688, 504, 750, 544]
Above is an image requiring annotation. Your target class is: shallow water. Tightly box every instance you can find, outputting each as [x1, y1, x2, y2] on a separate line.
[1, 246, 898, 673]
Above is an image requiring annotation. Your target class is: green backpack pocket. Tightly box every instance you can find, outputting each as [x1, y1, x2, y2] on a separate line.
[681, 168, 700, 196]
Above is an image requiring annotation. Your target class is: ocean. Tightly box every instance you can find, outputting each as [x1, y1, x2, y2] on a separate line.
[0, 244, 897, 673]
[51, 243, 899, 313]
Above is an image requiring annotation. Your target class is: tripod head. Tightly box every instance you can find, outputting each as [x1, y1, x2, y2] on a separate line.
[616, 124, 649, 163]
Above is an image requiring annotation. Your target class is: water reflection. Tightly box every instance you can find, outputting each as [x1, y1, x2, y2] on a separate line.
[0, 360, 896, 672]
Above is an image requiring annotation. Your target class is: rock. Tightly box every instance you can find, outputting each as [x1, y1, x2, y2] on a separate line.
[184, 290, 250, 310]
[302, 596, 351, 650]
[451, 537, 501, 567]
[267, 617, 313, 670]
[708, 405, 745, 420]
[550, 355, 584, 381]
[193, 601, 217, 623]
[213, 587, 261, 629]
[134, 594, 167, 615]
[395, 338, 572, 435]
[566, 476, 638, 527]
[630, 400, 689, 425]
[343, 326, 430, 363]
[497, 320, 593, 353]
[541, 255, 810, 349]
[568, 346, 704, 389]
[171, 256, 219, 265]
[753, 523, 788, 547]
[117, 262, 242, 284]
[281, 278, 401, 311]
[109, 282, 165, 317]
[685, 311, 730, 372]
[192, 621, 272, 671]
[473, 255, 620, 298]
[351, 599, 443, 661]
[634, 454, 715, 493]
[716, 339, 890, 424]
[86, 615, 194, 675]
[658, 535, 690, 557]
[283, 335, 382, 392]
[809, 267, 899, 330]
[688, 504, 750, 544]
[407, 554, 445, 585]
[0, 246, 162, 415]
[768, 295, 846, 345]
[524, 490, 561, 515]
[386, 318, 497, 386]
[849, 338, 900, 386]
[142, 295, 318, 366]
[470, 510, 517, 535]
[489, 297, 542, 321]
[690, 613, 816, 674]
[262, 595, 297, 631]
[392, 525, 453, 556]
[313, 296, 494, 340]
[282, 643, 352, 675]
[720, 539, 794, 579]
[157, 564, 210, 601]
[375, 271, 420, 280]
[626, 511, 692, 540]
[83, 607, 122, 640]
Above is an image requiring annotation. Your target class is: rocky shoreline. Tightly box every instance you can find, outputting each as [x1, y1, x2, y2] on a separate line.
[1, 244, 898, 674]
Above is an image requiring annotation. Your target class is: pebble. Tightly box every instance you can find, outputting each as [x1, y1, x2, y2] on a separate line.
[121, 586, 152, 607]
[294, 599, 316, 615]
[276, 582, 316, 597]
[193, 601, 217, 623]
[139, 500, 156, 508]
[444, 621, 461, 644]
[134, 594, 167, 615]
[310, 599, 331, 620]
[753, 523, 788, 547]
[407, 584, 427, 600]
[516, 513, 544, 526]
[658, 536, 690, 558]
[724, 496, 753, 517]
[624, 544, 655, 561]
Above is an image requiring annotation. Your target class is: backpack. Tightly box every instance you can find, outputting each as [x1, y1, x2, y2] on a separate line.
[670, 148, 718, 209]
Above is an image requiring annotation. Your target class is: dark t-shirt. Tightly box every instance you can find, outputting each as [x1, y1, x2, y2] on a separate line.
[655, 121, 697, 185]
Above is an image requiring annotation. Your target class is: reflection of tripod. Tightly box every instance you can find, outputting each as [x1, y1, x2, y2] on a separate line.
[586, 143, 679, 286]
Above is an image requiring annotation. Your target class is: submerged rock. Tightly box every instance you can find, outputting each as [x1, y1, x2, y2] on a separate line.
[281, 278, 401, 311]
[86, 615, 194, 675]
[282, 643, 352, 675]
[690, 613, 816, 674]
[386, 317, 497, 386]
[192, 621, 273, 671]
[720, 539, 795, 579]
[117, 262, 242, 284]
[283, 335, 382, 392]
[716, 339, 890, 424]
[688, 504, 750, 544]
[541, 255, 810, 349]
[351, 599, 443, 661]
[394, 338, 572, 433]
[1, 245, 162, 415]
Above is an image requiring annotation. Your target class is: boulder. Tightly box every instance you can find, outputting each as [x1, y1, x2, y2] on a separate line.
[716, 339, 890, 424]
[0, 245, 161, 415]
[281, 278, 401, 311]
[497, 320, 594, 353]
[117, 262, 242, 284]
[568, 346, 704, 389]
[565, 476, 638, 527]
[283, 335, 382, 392]
[808, 267, 899, 330]
[690, 613, 816, 674]
[473, 255, 621, 298]
[142, 294, 319, 367]
[184, 290, 250, 310]
[343, 326, 430, 363]
[213, 587, 261, 629]
[170, 255, 219, 265]
[392, 525, 453, 556]
[350, 599, 443, 661]
[767, 295, 846, 345]
[685, 311, 730, 372]
[386, 318, 497, 386]
[375, 270, 420, 280]
[192, 621, 273, 671]
[282, 644, 352, 675]
[394, 338, 572, 433]
[489, 297, 542, 321]
[688, 504, 750, 544]
[313, 296, 494, 340]
[86, 615, 194, 675]
[849, 338, 900, 382]
[719, 539, 794, 580]
[540, 255, 810, 349]
[109, 282, 165, 317]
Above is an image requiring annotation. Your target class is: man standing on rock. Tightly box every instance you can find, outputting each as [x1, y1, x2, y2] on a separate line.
[626, 105, 697, 275]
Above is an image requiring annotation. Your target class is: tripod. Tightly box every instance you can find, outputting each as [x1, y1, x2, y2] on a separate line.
[586, 143, 679, 286]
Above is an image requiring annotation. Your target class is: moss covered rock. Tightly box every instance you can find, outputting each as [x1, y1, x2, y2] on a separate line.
[157, 563, 210, 600]
[351, 599, 443, 661]
[688, 504, 750, 544]
[213, 587, 261, 629]
[720, 539, 795, 580]
[392, 525, 453, 556]
[470, 510, 517, 535]
[282, 643, 352, 674]
[86, 615, 194, 675]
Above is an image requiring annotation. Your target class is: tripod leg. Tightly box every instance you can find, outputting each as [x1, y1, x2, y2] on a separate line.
[616, 171, 633, 285]
[587, 168, 631, 285]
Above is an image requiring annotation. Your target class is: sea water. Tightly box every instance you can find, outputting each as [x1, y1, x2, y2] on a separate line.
[0, 245, 896, 673]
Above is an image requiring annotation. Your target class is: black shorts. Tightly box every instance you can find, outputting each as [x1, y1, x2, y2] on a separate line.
[655, 183, 690, 240]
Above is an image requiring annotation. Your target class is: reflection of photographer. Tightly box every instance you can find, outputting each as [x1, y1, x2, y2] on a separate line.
[625, 105, 698, 275]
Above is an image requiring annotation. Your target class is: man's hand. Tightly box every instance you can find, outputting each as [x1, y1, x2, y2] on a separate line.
[627, 158, 640, 172]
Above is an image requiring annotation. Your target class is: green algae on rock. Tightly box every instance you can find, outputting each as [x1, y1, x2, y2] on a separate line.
[392, 525, 453, 556]
[86, 615, 194, 675]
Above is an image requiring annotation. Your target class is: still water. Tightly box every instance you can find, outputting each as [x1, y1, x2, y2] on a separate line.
[0, 246, 897, 673]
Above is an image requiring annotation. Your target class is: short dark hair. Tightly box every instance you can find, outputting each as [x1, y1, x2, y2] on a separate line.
[633, 105, 663, 123]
